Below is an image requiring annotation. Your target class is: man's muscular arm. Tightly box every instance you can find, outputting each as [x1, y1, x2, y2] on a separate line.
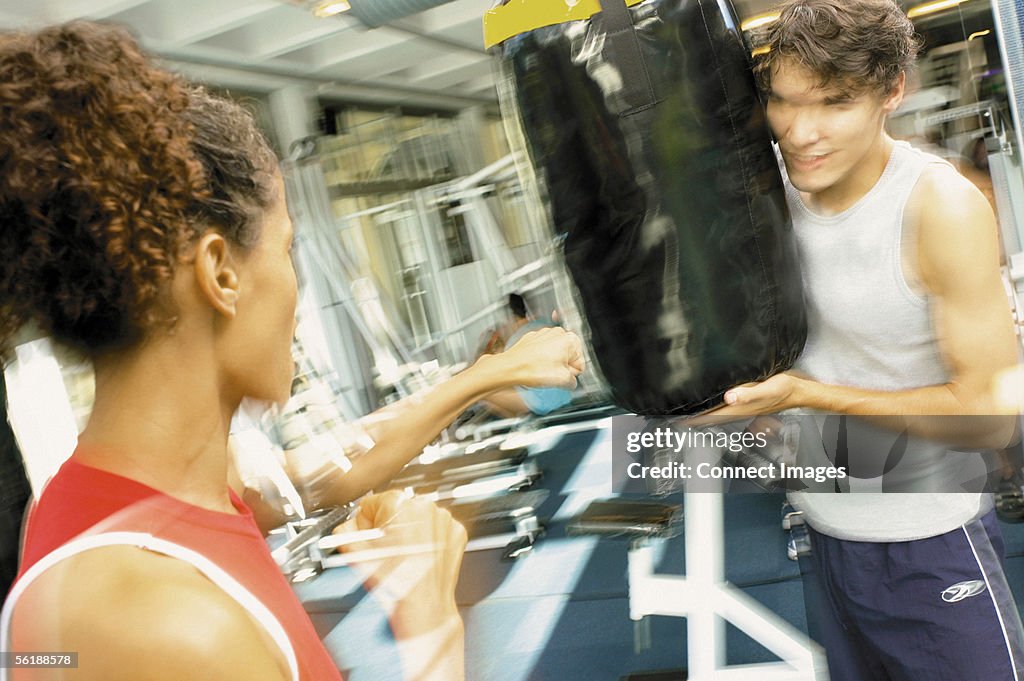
[707, 165, 1019, 448]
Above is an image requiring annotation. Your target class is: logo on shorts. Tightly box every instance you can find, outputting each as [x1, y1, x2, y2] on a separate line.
[940, 580, 988, 603]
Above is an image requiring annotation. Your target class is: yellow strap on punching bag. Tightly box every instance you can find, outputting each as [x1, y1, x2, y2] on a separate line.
[483, 0, 647, 49]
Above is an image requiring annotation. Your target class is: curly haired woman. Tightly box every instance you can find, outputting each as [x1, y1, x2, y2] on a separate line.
[0, 22, 584, 681]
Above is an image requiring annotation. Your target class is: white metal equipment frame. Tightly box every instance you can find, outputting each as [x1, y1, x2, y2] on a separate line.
[627, 487, 829, 681]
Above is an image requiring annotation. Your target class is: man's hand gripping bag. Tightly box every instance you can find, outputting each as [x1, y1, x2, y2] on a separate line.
[487, 0, 806, 414]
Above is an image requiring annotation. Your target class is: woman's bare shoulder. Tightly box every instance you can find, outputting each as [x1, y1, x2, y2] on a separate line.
[10, 545, 290, 681]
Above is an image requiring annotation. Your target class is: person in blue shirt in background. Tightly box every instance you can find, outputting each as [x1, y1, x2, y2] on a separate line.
[481, 293, 574, 418]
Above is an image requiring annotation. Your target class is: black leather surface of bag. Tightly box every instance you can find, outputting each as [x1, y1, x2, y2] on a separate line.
[491, 0, 806, 415]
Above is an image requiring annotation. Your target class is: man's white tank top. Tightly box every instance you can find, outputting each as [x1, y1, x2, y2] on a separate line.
[785, 140, 990, 541]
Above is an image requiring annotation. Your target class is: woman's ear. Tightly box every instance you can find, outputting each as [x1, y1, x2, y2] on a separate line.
[193, 232, 241, 318]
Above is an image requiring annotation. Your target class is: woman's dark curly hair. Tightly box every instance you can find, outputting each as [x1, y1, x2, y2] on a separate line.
[0, 21, 278, 356]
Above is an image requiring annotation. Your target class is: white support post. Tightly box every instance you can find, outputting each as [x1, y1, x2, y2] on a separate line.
[268, 85, 318, 153]
[626, 486, 829, 681]
[685, 489, 727, 677]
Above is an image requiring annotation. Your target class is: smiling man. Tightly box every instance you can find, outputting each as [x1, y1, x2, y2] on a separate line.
[707, 1, 1024, 679]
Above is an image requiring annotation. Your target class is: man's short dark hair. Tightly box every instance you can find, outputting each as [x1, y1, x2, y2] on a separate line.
[509, 293, 528, 319]
[753, 0, 923, 96]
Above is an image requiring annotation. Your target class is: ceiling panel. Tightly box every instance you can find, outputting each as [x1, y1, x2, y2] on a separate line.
[0, 0, 875, 108]
[0, 0, 500, 107]
[326, 40, 451, 81]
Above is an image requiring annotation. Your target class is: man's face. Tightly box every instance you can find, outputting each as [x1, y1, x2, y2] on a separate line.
[766, 58, 903, 197]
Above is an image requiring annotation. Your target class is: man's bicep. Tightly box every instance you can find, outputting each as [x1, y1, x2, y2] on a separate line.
[933, 279, 1015, 391]
[919, 171, 1017, 394]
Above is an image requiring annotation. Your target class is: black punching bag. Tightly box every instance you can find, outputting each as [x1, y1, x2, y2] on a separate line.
[487, 0, 806, 415]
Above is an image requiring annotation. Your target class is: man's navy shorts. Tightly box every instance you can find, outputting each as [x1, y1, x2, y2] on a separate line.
[799, 510, 1024, 681]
